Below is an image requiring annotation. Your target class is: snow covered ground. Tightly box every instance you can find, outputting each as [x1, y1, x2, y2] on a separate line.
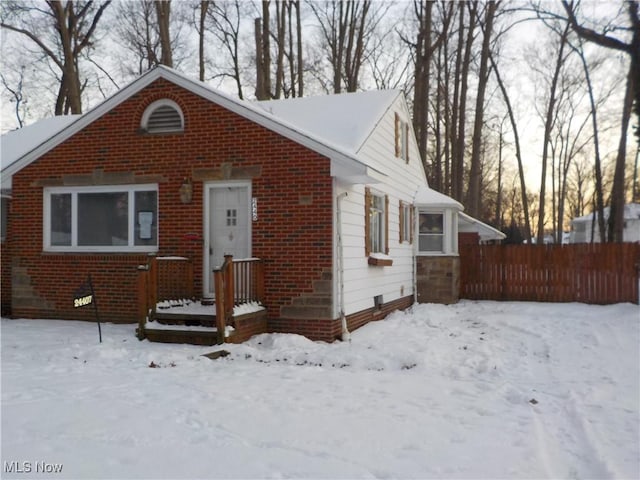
[2, 300, 639, 479]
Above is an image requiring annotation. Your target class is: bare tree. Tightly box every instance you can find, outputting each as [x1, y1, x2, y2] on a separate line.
[203, 0, 246, 99]
[308, 0, 384, 93]
[1, 0, 111, 115]
[114, 0, 161, 75]
[403, 0, 454, 180]
[155, 0, 173, 67]
[254, 1, 304, 99]
[570, 37, 608, 242]
[562, 0, 639, 242]
[0, 65, 27, 127]
[533, 20, 571, 244]
[490, 51, 532, 242]
[197, 1, 209, 81]
[467, 0, 498, 218]
[452, 1, 478, 202]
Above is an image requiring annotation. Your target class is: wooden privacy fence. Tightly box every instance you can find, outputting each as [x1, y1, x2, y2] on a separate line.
[460, 243, 640, 304]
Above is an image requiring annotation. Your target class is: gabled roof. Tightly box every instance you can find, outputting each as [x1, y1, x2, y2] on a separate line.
[1, 66, 388, 187]
[1, 115, 80, 188]
[253, 89, 401, 154]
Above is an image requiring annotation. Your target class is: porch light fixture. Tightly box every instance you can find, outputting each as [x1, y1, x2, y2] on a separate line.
[179, 178, 193, 204]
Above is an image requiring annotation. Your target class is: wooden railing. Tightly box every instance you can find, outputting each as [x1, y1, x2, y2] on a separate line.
[137, 255, 264, 344]
[136, 255, 194, 340]
[213, 256, 265, 344]
[232, 257, 265, 305]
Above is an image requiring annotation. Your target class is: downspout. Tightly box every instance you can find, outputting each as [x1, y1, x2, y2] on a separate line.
[337, 191, 350, 341]
[412, 192, 418, 305]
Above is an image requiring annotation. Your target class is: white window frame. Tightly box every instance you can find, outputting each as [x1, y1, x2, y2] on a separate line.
[369, 191, 387, 254]
[140, 99, 184, 133]
[400, 201, 413, 244]
[417, 208, 458, 256]
[43, 184, 159, 253]
[400, 121, 409, 162]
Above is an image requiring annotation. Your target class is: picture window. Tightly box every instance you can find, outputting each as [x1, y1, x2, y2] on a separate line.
[44, 184, 158, 252]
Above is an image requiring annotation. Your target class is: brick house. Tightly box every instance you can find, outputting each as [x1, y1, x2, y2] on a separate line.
[1, 66, 462, 342]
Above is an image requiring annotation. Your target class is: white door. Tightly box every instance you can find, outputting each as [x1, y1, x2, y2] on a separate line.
[204, 184, 250, 298]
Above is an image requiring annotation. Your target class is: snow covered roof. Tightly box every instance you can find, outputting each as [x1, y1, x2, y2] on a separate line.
[414, 185, 463, 210]
[458, 212, 506, 242]
[253, 90, 401, 154]
[1, 115, 80, 188]
[572, 203, 640, 223]
[1, 66, 390, 188]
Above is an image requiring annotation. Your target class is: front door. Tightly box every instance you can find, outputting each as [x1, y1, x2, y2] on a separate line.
[204, 183, 250, 298]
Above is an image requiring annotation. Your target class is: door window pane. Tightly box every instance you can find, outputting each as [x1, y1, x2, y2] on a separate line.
[78, 192, 128, 246]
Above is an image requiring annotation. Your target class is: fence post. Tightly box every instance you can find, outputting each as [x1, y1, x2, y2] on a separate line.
[136, 264, 149, 340]
[256, 260, 265, 304]
[148, 255, 158, 320]
[214, 269, 226, 345]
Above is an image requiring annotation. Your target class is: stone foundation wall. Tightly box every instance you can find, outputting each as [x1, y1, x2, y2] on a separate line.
[416, 255, 460, 304]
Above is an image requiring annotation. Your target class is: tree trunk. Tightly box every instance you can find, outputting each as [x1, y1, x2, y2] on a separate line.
[295, 0, 303, 96]
[199, 1, 209, 81]
[454, 1, 477, 203]
[450, 1, 465, 200]
[155, 0, 173, 67]
[255, 17, 267, 100]
[490, 52, 532, 242]
[608, 65, 635, 242]
[537, 23, 570, 244]
[467, 0, 496, 219]
[262, 0, 272, 97]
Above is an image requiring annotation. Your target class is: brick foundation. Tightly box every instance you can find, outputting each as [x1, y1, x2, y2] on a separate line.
[269, 295, 414, 342]
[228, 310, 268, 344]
[416, 255, 460, 304]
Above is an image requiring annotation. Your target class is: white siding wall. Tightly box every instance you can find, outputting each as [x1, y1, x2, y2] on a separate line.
[333, 96, 428, 317]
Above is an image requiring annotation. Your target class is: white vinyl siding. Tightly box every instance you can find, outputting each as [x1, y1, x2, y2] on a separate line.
[334, 96, 427, 316]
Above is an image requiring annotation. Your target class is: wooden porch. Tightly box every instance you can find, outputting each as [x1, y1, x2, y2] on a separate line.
[136, 255, 267, 345]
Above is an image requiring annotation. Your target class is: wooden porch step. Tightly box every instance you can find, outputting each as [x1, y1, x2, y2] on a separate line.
[142, 327, 223, 346]
[154, 311, 216, 325]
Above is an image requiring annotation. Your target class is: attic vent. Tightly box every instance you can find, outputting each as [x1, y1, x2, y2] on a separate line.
[141, 99, 184, 134]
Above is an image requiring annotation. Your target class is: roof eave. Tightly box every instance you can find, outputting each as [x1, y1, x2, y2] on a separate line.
[3, 66, 376, 183]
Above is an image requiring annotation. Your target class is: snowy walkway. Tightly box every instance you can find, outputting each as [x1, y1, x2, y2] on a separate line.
[2, 301, 639, 479]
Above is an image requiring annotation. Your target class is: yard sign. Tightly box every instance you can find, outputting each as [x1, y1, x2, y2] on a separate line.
[73, 275, 102, 343]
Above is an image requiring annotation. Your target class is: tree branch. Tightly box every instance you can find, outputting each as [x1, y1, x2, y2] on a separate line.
[561, 0, 631, 52]
[0, 22, 64, 70]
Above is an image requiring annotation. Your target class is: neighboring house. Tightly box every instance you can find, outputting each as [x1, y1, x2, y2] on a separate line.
[1, 66, 462, 342]
[570, 204, 640, 243]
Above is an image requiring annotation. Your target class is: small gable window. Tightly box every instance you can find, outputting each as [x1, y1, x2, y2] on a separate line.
[394, 113, 409, 163]
[141, 99, 184, 134]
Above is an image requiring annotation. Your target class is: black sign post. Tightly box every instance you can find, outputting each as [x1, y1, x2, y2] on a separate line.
[74, 275, 102, 343]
